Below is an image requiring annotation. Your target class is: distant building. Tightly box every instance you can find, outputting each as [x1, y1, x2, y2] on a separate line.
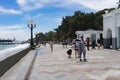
[0, 39, 15, 45]
[75, 29, 103, 44]
[103, 8, 120, 49]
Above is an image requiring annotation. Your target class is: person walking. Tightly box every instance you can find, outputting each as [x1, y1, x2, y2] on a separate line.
[91, 40, 96, 49]
[64, 39, 68, 48]
[86, 37, 90, 51]
[97, 38, 100, 49]
[79, 36, 87, 61]
[74, 38, 80, 58]
[62, 40, 65, 48]
[49, 41, 54, 52]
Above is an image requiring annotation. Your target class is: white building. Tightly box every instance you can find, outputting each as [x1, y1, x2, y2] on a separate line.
[75, 29, 103, 44]
[103, 8, 120, 49]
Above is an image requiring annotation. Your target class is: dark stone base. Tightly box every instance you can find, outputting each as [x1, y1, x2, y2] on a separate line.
[112, 38, 117, 49]
[103, 38, 110, 49]
[103, 38, 117, 49]
[0, 47, 31, 77]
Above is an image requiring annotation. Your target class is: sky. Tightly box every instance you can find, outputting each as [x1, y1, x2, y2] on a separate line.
[0, 0, 119, 41]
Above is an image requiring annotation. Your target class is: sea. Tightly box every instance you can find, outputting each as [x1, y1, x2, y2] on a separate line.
[0, 44, 17, 51]
[0, 44, 30, 57]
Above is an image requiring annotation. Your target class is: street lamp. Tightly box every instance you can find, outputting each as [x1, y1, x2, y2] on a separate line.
[28, 20, 36, 48]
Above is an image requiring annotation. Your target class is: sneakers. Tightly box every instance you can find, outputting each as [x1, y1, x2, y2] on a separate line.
[80, 59, 82, 61]
[84, 59, 87, 61]
[80, 59, 87, 61]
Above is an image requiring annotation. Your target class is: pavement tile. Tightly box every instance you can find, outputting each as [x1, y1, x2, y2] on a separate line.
[31, 44, 120, 80]
[1, 44, 120, 80]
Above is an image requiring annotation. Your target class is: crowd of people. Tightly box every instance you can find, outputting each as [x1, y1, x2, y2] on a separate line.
[66, 36, 103, 62]
[37, 36, 103, 62]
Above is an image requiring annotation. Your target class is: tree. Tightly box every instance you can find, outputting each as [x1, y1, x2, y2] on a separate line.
[34, 8, 115, 42]
[45, 31, 55, 41]
[54, 9, 113, 41]
[38, 32, 46, 41]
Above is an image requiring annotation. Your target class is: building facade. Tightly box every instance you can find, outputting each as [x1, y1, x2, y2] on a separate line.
[75, 29, 103, 44]
[103, 9, 120, 49]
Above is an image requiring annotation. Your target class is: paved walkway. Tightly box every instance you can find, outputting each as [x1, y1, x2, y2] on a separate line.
[1, 44, 120, 80]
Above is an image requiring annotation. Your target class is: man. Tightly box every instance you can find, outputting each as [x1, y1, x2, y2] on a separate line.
[86, 37, 90, 51]
[49, 41, 54, 52]
[79, 36, 87, 61]
[74, 38, 81, 58]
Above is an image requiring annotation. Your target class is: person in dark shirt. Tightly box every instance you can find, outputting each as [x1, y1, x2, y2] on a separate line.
[92, 40, 96, 49]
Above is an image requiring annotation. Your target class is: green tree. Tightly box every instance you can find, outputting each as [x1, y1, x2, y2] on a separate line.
[54, 9, 107, 41]
[45, 31, 55, 41]
[34, 8, 115, 42]
[38, 32, 46, 41]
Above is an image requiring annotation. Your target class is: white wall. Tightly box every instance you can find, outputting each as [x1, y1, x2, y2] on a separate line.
[103, 9, 120, 48]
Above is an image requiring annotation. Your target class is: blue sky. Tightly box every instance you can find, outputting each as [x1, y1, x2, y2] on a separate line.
[0, 0, 118, 41]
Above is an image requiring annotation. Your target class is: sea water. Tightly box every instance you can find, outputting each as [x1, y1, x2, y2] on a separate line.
[0, 44, 30, 58]
[0, 45, 17, 51]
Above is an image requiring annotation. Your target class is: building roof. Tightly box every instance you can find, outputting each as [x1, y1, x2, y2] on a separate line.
[75, 29, 103, 34]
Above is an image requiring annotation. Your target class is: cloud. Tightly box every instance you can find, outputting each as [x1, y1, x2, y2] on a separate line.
[16, 0, 44, 11]
[0, 25, 30, 41]
[17, 0, 119, 11]
[24, 13, 43, 21]
[0, 6, 22, 15]
[16, 0, 27, 6]
[16, 0, 81, 11]
[73, 0, 118, 11]
[0, 25, 24, 30]
[32, 14, 43, 19]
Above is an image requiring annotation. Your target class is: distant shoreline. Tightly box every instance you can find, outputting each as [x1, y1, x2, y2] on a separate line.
[0, 39, 15, 45]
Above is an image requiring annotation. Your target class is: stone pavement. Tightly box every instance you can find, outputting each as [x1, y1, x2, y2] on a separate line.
[29, 44, 120, 80]
[1, 44, 120, 80]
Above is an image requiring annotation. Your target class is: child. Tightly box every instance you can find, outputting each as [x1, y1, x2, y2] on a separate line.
[66, 48, 72, 58]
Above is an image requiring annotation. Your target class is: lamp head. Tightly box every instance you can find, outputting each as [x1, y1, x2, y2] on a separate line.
[28, 20, 36, 28]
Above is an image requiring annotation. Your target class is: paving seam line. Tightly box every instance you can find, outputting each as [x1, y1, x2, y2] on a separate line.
[24, 48, 38, 80]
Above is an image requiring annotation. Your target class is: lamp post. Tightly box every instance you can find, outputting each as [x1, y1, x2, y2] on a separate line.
[28, 20, 36, 48]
